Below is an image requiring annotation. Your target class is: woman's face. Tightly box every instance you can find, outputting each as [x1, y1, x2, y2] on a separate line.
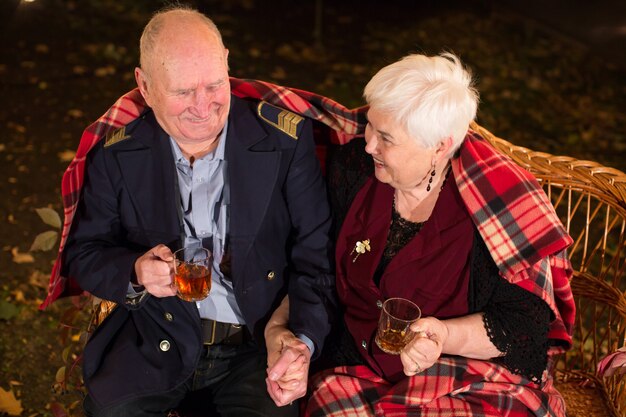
[364, 107, 435, 191]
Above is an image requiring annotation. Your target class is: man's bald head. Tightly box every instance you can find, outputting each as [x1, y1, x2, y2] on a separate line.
[139, 7, 226, 77]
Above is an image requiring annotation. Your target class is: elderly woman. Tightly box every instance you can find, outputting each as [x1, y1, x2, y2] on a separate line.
[264, 53, 575, 416]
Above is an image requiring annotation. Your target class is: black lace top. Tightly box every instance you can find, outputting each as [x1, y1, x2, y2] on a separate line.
[373, 204, 424, 286]
[323, 138, 551, 383]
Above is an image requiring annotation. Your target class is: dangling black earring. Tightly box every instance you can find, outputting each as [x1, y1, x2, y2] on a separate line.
[426, 164, 436, 192]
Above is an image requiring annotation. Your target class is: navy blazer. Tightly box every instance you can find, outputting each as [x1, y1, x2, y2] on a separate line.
[62, 96, 335, 407]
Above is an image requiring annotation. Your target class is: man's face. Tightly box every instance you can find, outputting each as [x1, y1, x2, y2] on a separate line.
[136, 31, 231, 147]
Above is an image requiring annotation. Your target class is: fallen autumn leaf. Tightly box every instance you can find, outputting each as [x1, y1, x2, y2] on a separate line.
[0, 386, 23, 416]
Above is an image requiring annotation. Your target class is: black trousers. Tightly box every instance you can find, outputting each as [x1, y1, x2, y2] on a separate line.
[83, 341, 299, 417]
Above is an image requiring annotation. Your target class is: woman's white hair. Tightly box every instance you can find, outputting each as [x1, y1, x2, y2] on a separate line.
[364, 53, 479, 153]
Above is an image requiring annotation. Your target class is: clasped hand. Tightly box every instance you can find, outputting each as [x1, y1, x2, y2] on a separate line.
[400, 316, 448, 376]
[265, 326, 311, 407]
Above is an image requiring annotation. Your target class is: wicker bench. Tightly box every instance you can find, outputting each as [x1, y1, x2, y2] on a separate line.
[90, 123, 626, 417]
[474, 123, 626, 417]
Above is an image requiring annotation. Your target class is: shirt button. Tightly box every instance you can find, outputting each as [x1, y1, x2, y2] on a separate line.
[159, 340, 171, 352]
[361, 340, 367, 349]
[266, 271, 275, 281]
[376, 300, 383, 309]
[164, 312, 173, 322]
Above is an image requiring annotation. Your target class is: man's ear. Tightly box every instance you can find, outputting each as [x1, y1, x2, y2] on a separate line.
[135, 67, 150, 103]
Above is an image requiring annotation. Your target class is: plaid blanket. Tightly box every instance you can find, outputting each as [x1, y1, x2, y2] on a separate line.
[40, 80, 574, 357]
[453, 133, 574, 352]
[305, 359, 566, 417]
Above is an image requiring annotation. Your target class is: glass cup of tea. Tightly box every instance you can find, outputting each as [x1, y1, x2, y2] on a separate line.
[173, 247, 212, 302]
[375, 297, 421, 355]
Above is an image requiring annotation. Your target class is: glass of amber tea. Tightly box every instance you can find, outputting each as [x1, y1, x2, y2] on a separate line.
[173, 247, 212, 302]
[375, 297, 421, 355]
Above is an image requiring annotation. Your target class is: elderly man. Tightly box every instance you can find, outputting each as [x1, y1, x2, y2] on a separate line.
[62, 6, 334, 416]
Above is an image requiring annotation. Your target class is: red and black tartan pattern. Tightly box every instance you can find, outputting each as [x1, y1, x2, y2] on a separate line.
[453, 132, 575, 353]
[305, 358, 566, 417]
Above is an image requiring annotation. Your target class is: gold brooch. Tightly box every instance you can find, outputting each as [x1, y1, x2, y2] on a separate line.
[350, 239, 371, 263]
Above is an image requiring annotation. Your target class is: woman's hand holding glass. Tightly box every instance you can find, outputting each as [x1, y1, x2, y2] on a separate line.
[400, 316, 449, 376]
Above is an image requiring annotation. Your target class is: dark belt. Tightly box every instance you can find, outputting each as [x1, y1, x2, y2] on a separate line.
[201, 319, 248, 346]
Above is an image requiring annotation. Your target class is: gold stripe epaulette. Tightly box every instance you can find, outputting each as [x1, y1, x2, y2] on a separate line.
[257, 101, 304, 140]
[104, 126, 131, 147]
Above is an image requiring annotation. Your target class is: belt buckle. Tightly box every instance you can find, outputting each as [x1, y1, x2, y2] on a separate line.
[205, 320, 218, 346]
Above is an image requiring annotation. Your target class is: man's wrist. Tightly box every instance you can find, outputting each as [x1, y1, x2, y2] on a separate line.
[296, 333, 315, 356]
[129, 270, 145, 292]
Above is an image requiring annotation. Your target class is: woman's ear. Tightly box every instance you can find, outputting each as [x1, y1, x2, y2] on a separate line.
[435, 137, 454, 160]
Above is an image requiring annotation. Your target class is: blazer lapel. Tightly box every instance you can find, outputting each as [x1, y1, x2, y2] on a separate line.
[115, 112, 181, 244]
[226, 97, 279, 258]
[342, 178, 450, 285]
[383, 178, 463, 276]
[114, 113, 197, 321]
[342, 180, 393, 292]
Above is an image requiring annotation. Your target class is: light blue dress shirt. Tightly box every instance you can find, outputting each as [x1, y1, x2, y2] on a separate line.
[169, 122, 245, 324]
[169, 123, 314, 353]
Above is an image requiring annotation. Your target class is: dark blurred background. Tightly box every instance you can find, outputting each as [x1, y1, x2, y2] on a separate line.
[0, 0, 625, 415]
